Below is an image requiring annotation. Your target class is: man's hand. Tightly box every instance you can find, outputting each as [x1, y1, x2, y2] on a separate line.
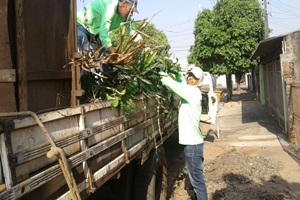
[107, 46, 115, 54]
[137, 39, 144, 46]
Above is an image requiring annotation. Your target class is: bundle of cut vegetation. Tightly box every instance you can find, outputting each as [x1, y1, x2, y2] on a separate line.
[69, 18, 181, 114]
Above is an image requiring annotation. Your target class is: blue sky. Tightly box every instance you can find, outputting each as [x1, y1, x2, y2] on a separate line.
[77, 0, 300, 59]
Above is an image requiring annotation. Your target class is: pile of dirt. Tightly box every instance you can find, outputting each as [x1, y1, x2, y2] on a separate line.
[168, 151, 298, 200]
[204, 152, 295, 200]
[204, 152, 287, 199]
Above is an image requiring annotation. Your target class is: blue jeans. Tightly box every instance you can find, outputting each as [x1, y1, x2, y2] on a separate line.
[77, 23, 109, 76]
[77, 23, 91, 55]
[183, 143, 208, 200]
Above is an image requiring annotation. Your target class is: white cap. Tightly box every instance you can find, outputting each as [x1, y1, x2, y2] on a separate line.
[188, 67, 204, 82]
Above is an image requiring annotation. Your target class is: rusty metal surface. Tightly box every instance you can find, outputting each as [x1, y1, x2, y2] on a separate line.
[9, 0, 76, 112]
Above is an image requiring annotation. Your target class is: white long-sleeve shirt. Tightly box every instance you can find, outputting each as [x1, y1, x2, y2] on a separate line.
[161, 73, 204, 145]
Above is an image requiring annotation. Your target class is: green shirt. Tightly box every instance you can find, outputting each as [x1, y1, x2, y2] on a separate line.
[161, 73, 204, 145]
[77, 0, 133, 48]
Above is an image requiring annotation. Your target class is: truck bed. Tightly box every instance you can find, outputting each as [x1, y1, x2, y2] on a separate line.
[0, 97, 178, 199]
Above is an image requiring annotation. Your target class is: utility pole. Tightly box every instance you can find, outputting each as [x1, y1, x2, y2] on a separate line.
[263, 0, 269, 38]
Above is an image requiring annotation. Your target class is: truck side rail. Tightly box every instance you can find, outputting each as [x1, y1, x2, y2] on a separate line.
[0, 97, 179, 200]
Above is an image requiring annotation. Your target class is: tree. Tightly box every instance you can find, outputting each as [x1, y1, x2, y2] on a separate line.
[188, 0, 264, 101]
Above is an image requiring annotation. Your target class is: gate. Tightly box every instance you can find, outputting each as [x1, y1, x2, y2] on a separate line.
[263, 60, 285, 130]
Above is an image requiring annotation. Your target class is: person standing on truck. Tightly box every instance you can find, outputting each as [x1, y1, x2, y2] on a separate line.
[77, 0, 142, 56]
[77, 0, 142, 96]
[160, 67, 208, 200]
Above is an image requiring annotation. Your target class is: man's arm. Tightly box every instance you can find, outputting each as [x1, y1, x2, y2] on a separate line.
[99, 4, 115, 50]
[160, 74, 199, 104]
[107, 46, 115, 54]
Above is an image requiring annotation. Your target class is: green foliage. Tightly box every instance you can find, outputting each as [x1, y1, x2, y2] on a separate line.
[182, 167, 188, 176]
[177, 180, 183, 186]
[230, 146, 237, 152]
[81, 49, 181, 113]
[78, 20, 180, 114]
[188, 0, 265, 76]
[110, 21, 171, 57]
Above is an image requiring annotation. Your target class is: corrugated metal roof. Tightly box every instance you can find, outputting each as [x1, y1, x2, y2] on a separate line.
[251, 29, 300, 59]
[250, 36, 283, 59]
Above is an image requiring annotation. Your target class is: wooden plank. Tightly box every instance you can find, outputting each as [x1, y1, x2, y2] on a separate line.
[15, 0, 27, 111]
[0, 84, 17, 112]
[0, 0, 13, 69]
[71, 89, 85, 97]
[14, 0, 72, 112]
[27, 71, 72, 81]
[69, 0, 82, 106]
[0, 69, 16, 82]
[0, 0, 17, 112]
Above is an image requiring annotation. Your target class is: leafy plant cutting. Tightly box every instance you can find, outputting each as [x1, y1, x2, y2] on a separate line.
[70, 18, 181, 114]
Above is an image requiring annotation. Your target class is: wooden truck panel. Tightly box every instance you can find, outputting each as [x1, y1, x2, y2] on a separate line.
[0, 0, 78, 113]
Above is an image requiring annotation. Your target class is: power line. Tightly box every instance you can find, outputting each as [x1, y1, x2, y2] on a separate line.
[270, 1, 300, 18]
[276, 0, 300, 10]
[169, 37, 194, 43]
[271, 17, 300, 19]
[167, 28, 194, 35]
[210, 0, 215, 8]
[270, 11, 300, 17]
[168, 32, 193, 38]
[171, 45, 192, 48]
[161, 20, 194, 29]
[269, 18, 300, 30]
[171, 49, 191, 52]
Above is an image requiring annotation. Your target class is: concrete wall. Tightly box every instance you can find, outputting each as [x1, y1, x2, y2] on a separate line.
[281, 31, 300, 145]
[216, 75, 236, 87]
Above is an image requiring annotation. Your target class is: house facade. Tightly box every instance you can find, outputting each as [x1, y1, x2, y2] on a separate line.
[251, 30, 300, 146]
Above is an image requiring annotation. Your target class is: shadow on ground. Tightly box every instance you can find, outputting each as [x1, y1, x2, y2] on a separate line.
[163, 131, 186, 199]
[211, 173, 300, 200]
[220, 86, 300, 165]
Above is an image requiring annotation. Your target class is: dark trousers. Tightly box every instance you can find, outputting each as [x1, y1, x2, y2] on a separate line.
[77, 23, 109, 76]
[183, 143, 208, 200]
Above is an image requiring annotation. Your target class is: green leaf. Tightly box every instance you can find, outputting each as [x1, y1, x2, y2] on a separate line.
[106, 94, 115, 101]
[144, 51, 157, 69]
[111, 98, 119, 107]
[137, 76, 152, 85]
[125, 82, 138, 95]
[120, 89, 126, 96]
[168, 72, 176, 81]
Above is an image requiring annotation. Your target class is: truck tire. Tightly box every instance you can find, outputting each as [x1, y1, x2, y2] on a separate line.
[134, 146, 168, 200]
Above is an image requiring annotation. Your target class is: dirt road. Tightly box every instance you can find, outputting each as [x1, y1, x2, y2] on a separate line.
[164, 89, 300, 200]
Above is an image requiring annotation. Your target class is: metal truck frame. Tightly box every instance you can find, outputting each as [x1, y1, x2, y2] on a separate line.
[0, 97, 179, 200]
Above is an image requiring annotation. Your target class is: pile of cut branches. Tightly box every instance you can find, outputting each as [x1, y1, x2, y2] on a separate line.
[70, 18, 181, 113]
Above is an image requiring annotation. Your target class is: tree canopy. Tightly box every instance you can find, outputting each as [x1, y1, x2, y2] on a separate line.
[188, 0, 264, 76]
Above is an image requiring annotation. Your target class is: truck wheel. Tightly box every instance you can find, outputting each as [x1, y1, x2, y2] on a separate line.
[134, 146, 168, 200]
